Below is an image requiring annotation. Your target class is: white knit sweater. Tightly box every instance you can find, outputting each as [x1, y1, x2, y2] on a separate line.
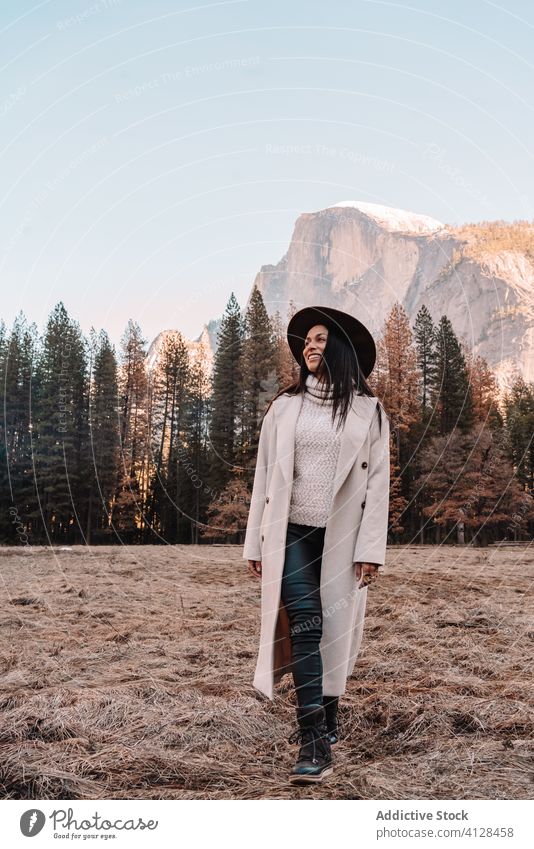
[287, 373, 342, 527]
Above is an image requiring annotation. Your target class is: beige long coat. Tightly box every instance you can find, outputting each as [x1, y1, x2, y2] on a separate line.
[242, 389, 390, 700]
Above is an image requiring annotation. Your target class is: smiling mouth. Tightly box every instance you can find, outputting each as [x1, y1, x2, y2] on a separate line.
[308, 354, 320, 360]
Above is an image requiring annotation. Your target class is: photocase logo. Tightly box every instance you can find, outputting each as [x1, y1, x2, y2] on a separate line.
[19, 806, 159, 838]
[20, 809, 46, 836]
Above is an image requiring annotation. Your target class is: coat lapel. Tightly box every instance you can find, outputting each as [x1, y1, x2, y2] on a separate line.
[272, 391, 378, 500]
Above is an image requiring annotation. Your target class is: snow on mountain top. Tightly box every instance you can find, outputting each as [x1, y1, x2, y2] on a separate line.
[326, 201, 445, 234]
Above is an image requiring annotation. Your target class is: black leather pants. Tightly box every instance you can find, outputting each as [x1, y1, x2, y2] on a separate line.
[281, 521, 326, 709]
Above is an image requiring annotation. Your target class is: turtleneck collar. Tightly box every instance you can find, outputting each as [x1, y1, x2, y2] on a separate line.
[305, 373, 335, 404]
[304, 373, 361, 402]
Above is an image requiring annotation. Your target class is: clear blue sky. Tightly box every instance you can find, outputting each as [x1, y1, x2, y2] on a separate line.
[1, 0, 533, 349]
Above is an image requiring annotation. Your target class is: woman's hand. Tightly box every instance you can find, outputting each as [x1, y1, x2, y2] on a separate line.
[247, 559, 262, 578]
[354, 561, 379, 589]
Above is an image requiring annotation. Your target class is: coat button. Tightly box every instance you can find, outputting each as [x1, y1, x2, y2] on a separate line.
[261, 534, 264, 541]
[361, 501, 366, 509]
[266, 496, 269, 503]
[361, 461, 368, 469]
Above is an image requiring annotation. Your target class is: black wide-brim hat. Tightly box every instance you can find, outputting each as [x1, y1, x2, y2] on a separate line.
[287, 305, 376, 378]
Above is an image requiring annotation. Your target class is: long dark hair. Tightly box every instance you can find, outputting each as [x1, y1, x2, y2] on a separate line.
[265, 323, 386, 434]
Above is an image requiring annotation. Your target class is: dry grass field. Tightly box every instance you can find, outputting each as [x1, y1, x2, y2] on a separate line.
[0, 543, 533, 800]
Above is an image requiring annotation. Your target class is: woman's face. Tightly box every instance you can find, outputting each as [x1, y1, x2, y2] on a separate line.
[303, 324, 329, 376]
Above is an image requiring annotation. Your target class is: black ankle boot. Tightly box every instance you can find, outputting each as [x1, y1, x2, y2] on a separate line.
[288, 704, 333, 784]
[322, 696, 340, 744]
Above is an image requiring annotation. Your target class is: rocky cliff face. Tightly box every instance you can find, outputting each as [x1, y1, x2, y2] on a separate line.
[147, 202, 533, 392]
[252, 201, 534, 392]
[146, 324, 214, 374]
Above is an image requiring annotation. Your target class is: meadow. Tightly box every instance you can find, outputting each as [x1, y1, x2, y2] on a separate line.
[0, 543, 532, 800]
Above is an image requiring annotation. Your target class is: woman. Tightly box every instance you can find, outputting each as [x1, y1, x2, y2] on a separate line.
[243, 305, 390, 784]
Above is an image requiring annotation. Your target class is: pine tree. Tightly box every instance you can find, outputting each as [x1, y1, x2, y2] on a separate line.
[114, 320, 149, 540]
[503, 376, 534, 495]
[207, 294, 243, 496]
[240, 286, 278, 482]
[413, 305, 439, 422]
[412, 307, 453, 540]
[31, 303, 90, 542]
[0, 319, 11, 542]
[202, 476, 250, 543]
[182, 338, 212, 543]
[149, 332, 190, 541]
[271, 307, 298, 387]
[465, 350, 503, 429]
[415, 423, 533, 545]
[431, 316, 475, 435]
[87, 330, 120, 542]
[0, 314, 37, 541]
[372, 303, 420, 538]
